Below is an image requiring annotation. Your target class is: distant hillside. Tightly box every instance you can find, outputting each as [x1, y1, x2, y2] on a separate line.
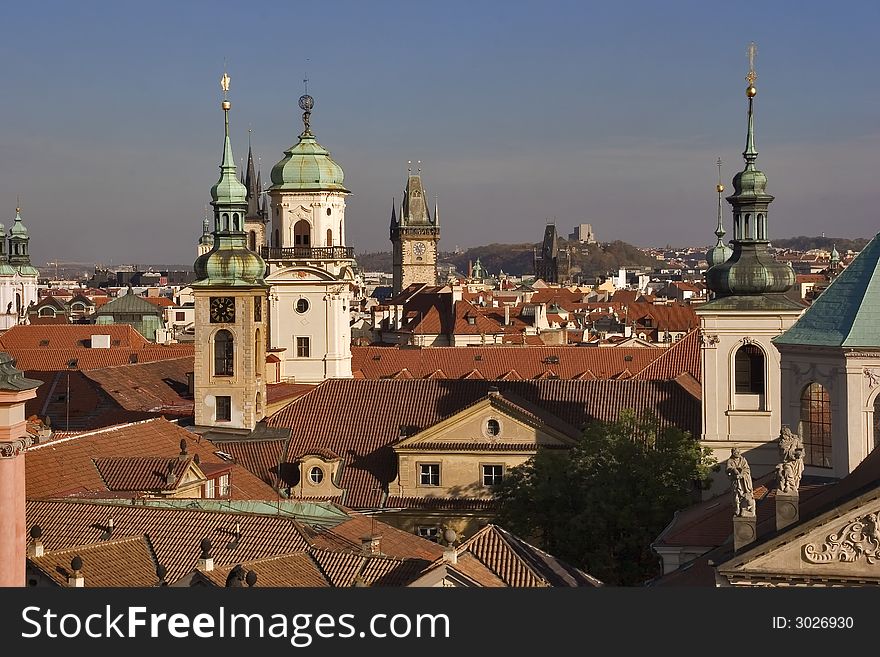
[357, 240, 662, 279]
[772, 236, 870, 252]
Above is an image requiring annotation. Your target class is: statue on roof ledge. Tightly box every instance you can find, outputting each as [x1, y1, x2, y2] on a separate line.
[775, 425, 805, 495]
[726, 447, 756, 517]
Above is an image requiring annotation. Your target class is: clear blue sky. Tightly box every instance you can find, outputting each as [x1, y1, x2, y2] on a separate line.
[1, 0, 879, 266]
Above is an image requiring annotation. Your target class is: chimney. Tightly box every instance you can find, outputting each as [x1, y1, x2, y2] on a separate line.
[68, 556, 84, 587]
[27, 525, 44, 558]
[504, 305, 510, 326]
[361, 535, 382, 556]
[197, 538, 214, 571]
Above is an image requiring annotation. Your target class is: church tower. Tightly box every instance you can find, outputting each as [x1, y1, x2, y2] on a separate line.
[192, 72, 268, 433]
[391, 164, 440, 294]
[0, 207, 39, 329]
[697, 44, 804, 492]
[197, 208, 214, 257]
[264, 91, 354, 383]
[243, 141, 267, 251]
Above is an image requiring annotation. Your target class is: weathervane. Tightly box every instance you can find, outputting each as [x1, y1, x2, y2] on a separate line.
[716, 157, 723, 192]
[745, 41, 757, 96]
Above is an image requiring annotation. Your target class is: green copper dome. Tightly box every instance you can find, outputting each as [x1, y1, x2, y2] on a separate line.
[707, 242, 733, 268]
[270, 96, 348, 192]
[193, 237, 266, 287]
[9, 209, 28, 237]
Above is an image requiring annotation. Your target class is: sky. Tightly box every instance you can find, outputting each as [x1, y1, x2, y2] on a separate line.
[1, 1, 879, 267]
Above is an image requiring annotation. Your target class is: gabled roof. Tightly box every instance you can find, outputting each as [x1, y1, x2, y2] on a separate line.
[92, 456, 207, 492]
[28, 535, 160, 587]
[25, 417, 275, 500]
[775, 232, 880, 347]
[456, 524, 602, 587]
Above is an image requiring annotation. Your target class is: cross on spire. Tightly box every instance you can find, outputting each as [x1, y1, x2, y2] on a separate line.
[746, 41, 757, 85]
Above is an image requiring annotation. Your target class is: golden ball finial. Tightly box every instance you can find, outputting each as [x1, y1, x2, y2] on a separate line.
[746, 85, 757, 98]
[221, 100, 231, 110]
[716, 183, 724, 193]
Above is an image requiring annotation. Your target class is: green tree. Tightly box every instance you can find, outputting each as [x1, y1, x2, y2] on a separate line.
[494, 411, 715, 585]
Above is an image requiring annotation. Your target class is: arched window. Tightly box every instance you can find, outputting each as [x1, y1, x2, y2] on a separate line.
[757, 214, 765, 240]
[326, 228, 333, 247]
[248, 231, 256, 251]
[214, 329, 234, 376]
[744, 214, 751, 240]
[294, 219, 310, 246]
[734, 344, 764, 394]
[873, 395, 880, 451]
[221, 213, 229, 231]
[39, 307, 54, 317]
[254, 328, 261, 374]
[232, 213, 240, 231]
[800, 382, 832, 468]
[255, 392, 262, 417]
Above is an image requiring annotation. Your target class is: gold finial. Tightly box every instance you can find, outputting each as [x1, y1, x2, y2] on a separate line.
[715, 157, 724, 193]
[745, 41, 757, 96]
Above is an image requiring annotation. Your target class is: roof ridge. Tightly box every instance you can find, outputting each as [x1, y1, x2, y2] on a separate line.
[29, 417, 170, 451]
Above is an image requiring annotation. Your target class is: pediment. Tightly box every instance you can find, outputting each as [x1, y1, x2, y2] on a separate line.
[720, 494, 880, 583]
[394, 396, 579, 452]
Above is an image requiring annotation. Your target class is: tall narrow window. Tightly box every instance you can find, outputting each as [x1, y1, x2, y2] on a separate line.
[214, 330, 234, 376]
[800, 383, 832, 468]
[734, 344, 764, 394]
[326, 228, 333, 246]
[254, 328, 261, 374]
[296, 336, 310, 358]
[215, 395, 231, 422]
[248, 231, 256, 251]
[874, 396, 880, 450]
[274, 228, 279, 247]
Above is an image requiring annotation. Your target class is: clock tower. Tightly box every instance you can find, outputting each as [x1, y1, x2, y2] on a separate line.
[391, 164, 440, 294]
[192, 71, 269, 433]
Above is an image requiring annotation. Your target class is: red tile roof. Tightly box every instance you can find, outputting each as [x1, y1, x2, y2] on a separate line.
[352, 345, 666, 380]
[92, 456, 198, 492]
[632, 328, 702, 382]
[82, 357, 193, 416]
[26, 417, 276, 501]
[264, 379, 701, 508]
[28, 535, 160, 587]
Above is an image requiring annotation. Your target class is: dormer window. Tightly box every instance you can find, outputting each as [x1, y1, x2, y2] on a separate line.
[486, 419, 501, 437]
[308, 466, 324, 485]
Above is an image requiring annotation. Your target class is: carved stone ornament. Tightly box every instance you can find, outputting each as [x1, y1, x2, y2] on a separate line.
[741, 337, 756, 345]
[865, 368, 880, 388]
[0, 436, 34, 459]
[700, 333, 720, 347]
[802, 513, 880, 564]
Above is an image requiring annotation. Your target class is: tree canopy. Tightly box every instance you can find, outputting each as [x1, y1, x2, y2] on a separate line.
[494, 411, 715, 586]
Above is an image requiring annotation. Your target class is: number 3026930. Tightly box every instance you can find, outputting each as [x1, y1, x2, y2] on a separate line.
[773, 616, 854, 629]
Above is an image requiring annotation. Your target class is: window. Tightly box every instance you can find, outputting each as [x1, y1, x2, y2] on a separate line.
[875, 396, 880, 450]
[326, 207, 332, 216]
[482, 464, 504, 486]
[419, 463, 440, 486]
[176, 311, 186, 321]
[248, 231, 256, 251]
[203, 479, 215, 499]
[734, 344, 764, 394]
[308, 466, 324, 485]
[800, 383, 832, 468]
[216, 395, 231, 422]
[486, 419, 501, 436]
[214, 330, 234, 376]
[294, 219, 311, 246]
[217, 474, 230, 497]
[38, 307, 54, 317]
[327, 228, 333, 246]
[416, 526, 439, 542]
[296, 336, 310, 358]
[296, 298, 309, 314]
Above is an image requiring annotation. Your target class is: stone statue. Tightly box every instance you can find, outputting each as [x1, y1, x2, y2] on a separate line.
[726, 447, 756, 517]
[775, 425, 805, 494]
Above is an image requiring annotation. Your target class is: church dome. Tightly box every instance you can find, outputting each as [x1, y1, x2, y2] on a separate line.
[705, 244, 795, 296]
[9, 210, 28, 237]
[706, 242, 733, 268]
[269, 95, 348, 193]
[193, 241, 266, 287]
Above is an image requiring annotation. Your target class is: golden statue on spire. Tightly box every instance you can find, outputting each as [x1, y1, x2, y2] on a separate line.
[746, 42, 757, 97]
[221, 71, 231, 96]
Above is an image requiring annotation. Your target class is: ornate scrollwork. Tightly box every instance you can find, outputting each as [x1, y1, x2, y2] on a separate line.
[741, 337, 756, 345]
[700, 332, 719, 347]
[865, 368, 880, 388]
[802, 513, 880, 564]
[0, 437, 33, 459]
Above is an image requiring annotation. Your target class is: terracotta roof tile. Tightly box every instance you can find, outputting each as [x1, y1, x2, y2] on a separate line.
[203, 552, 330, 587]
[82, 357, 193, 416]
[29, 535, 160, 587]
[26, 418, 276, 500]
[633, 328, 702, 382]
[93, 456, 195, 492]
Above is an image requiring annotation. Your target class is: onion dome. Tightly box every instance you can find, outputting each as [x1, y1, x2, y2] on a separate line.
[706, 161, 733, 267]
[269, 94, 348, 192]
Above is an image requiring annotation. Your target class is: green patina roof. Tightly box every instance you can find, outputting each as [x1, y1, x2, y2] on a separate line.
[699, 293, 805, 312]
[774, 232, 880, 347]
[96, 291, 164, 316]
[210, 132, 248, 204]
[0, 351, 42, 391]
[270, 132, 348, 192]
[9, 209, 28, 237]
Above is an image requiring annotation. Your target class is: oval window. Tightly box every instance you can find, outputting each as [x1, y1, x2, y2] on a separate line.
[309, 466, 324, 485]
[296, 298, 309, 314]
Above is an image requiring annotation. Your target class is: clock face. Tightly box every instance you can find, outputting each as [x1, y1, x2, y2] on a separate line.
[412, 241, 426, 257]
[209, 296, 235, 323]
